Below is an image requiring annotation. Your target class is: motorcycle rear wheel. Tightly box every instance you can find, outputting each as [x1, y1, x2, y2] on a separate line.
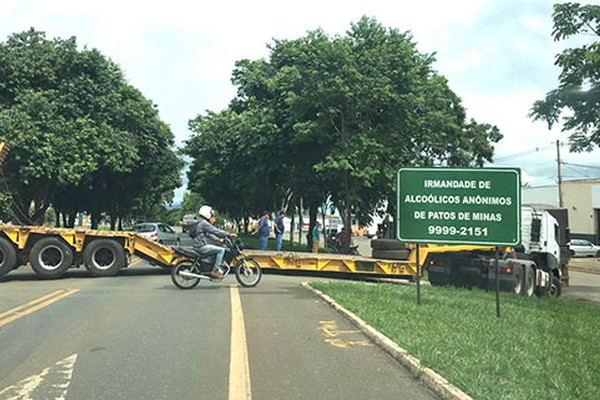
[171, 260, 201, 289]
[235, 258, 262, 287]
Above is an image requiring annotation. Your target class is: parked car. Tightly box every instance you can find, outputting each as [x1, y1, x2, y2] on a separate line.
[568, 239, 600, 257]
[181, 214, 200, 233]
[133, 222, 180, 246]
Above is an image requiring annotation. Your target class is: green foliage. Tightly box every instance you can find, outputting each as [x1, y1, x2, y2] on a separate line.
[181, 191, 205, 215]
[0, 28, 182, 226]
[185, 17, 502, 227]
[530, 3, 600, 151]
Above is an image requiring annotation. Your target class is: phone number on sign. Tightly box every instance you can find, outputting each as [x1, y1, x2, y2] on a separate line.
[427, 226, 489, 236]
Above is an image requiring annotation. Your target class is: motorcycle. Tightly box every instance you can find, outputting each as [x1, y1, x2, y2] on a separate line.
[170, 237, 262, 289]
[325, 236, 360, 255]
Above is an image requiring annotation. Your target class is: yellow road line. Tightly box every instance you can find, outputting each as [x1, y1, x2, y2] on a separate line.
[0, 289, 80, 328]
[0, 290, 67, 319]
[229, 285, 251, 400]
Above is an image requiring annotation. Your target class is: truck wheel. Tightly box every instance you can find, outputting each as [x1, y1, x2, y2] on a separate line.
[512, 265, 524, 296]
[428, 271, 448, 286]
[370, 239, 406, 250]
[30, 237, 73, 279]
[524, 266, 535, 297]
[0, 237, 18, 278]
[83, 239, 126, 276]
[371, 249, 411, 260]
[549, 275, 561, 297]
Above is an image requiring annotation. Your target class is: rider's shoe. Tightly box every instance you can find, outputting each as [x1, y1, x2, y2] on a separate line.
[210, 269, 224, 280]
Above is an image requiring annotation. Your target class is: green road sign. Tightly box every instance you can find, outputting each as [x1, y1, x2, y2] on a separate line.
[397, 168, 521, 246]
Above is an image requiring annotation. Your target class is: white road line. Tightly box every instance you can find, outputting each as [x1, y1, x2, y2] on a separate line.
[0, 354, 77, 400]
[229, 286, 251, 400]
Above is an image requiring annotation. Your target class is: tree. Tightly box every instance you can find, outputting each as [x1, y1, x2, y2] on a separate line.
[185, 17, 502, 243]
[530, 3, 600, 151]
[0, 29, 181, 226]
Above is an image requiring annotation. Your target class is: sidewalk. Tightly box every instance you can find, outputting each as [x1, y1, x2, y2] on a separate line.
[569, 257, 600, 275]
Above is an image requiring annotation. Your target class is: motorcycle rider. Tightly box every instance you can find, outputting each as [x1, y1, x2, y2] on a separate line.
[190, 205, 237, 279]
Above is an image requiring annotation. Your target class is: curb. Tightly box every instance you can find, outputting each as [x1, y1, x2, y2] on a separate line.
[301, 282, 472, 400]
[569, 265, 600, 275]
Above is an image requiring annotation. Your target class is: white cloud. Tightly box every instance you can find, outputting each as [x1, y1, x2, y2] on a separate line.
[1, 0, 599, 198]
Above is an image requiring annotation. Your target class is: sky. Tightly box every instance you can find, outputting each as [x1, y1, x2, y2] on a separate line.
[2, 0, 600, 202]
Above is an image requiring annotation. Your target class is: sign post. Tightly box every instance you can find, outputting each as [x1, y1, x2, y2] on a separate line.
[397, 168, 521, 312]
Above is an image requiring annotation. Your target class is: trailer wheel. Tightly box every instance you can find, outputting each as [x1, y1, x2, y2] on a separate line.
[83, 239, 126, 277]
[30, 237, 73, 279]
[524, 266, 535, 297]
[0, 237, 18, 278]
[428, 271, 449, 286]
[512, 265, 524, 296]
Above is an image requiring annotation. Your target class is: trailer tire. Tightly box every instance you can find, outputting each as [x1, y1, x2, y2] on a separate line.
[524, 266, 535, 297]
[371, 249, 411, 260]
[83, 239, 126, 277]
[370, 239, 406, 250]
[512, 265, 524, 296]
[428, 271, 449, 286]
[30, 237, 73, 279]
[0, 237, 18, 278]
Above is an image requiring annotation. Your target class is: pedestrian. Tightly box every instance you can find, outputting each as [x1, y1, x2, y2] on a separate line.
[258, 211, 270, 250]
[311, 221, 321, 253]
[274, 211, 285, 251]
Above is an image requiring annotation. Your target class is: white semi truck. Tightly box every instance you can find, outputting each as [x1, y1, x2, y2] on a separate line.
[425, 206, 569, 297]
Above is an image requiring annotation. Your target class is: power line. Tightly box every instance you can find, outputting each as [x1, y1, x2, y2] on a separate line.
[493, 144, 553, 163]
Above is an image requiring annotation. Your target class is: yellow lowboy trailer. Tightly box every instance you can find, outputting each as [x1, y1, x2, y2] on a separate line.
[243, 250, 421, 278]
[0, 225, 182, 279]
[0, 223, 432, 280]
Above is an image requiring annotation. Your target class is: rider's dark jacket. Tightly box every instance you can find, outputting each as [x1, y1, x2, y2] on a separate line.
[190, 219, 229, 249]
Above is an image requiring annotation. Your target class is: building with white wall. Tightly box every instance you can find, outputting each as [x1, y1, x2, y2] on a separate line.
[522, 178, 600, 242]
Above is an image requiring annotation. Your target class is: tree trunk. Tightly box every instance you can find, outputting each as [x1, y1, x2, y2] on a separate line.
[109, 213, 117, 231]
[307, 206, 318, 252]
[91, 211, 100, 230]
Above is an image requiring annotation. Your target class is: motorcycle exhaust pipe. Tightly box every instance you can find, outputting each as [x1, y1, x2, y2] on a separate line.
[178, 270, 211, 280]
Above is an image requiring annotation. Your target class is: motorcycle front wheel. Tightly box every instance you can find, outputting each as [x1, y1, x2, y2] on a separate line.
[234, 258, 262, 287]
[171, 260, 201, 289]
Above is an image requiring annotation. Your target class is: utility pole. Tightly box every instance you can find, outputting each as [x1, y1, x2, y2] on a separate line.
[556, 140, 564, 207]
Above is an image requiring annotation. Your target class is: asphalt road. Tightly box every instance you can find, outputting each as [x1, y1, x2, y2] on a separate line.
[2, 234, 599, 399]
[0, 262, 437, 400]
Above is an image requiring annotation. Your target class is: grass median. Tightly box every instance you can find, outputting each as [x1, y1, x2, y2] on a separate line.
[310, 282, 600, 400]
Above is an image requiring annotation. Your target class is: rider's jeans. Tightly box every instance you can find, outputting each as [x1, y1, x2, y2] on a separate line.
[197, 244, 226, 271]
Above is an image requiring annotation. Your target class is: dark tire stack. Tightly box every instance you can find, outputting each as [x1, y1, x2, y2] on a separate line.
[370, 239, 411, 260]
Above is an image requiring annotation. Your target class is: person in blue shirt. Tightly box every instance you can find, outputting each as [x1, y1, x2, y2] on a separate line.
[257, 211, 270, 250]
[274, 211, 285, 251]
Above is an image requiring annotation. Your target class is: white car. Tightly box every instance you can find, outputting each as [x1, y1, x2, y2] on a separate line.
[568, 239, 600, 257]
[133, 222, 180, 246]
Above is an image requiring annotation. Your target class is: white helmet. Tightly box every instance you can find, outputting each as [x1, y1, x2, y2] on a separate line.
[198, 205, 213, 220]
